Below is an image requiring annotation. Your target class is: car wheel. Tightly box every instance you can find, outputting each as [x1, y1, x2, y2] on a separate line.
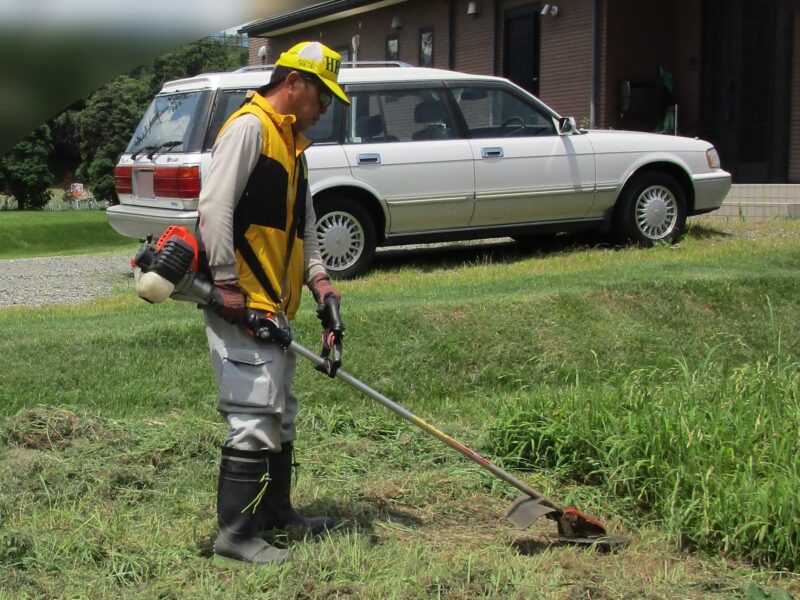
[315, 197, 376, 279]
[616, 172, 687, 245]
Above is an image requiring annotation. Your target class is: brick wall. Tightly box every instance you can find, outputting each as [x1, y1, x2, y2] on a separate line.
[452, 0, 496, 75]
[538, 0, 593, 124]
[247, 0, 597, 121]
[790, 12, 800, 182]
[247, 36, 272, 65]
[263, 0, 452, 69]
[595, 0, 609, 128]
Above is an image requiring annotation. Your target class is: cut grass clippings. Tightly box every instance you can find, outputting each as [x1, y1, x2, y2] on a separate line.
[1, 217, 800, 598]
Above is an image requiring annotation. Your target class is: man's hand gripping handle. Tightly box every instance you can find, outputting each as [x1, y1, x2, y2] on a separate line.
[316, 295, 344, 377]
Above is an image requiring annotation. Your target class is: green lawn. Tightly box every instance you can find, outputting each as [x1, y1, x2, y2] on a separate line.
[0, 210, 139, 259]
[1, 218, 799, 598]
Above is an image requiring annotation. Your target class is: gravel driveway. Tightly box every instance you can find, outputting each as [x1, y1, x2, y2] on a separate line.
[0, 253, 133, 308]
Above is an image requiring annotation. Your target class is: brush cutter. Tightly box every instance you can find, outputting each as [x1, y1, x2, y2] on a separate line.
[131, 226, 628, 549]
[289, 337, 627, 548]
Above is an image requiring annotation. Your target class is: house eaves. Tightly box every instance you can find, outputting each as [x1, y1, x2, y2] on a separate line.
[240, 0, 408, 37]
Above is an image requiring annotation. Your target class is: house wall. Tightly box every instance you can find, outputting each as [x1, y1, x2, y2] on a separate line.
[538, 0, 594, 124]
[247, 36, 272, 64]
[246, 0, 795, 182]
[595, 0, 609, 128]
[263, 0, 452, 69]
[790, 12, 800, 182]
[452, 0, 496, 75]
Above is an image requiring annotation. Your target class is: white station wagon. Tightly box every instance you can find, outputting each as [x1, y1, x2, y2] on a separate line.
[109, 63, 731, 278]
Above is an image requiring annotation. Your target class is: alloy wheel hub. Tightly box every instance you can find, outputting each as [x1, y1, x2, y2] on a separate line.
[635, 185, 677, 239]
[317, 210, 364, 270]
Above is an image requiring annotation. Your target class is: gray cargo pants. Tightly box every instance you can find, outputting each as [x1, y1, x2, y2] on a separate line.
[204, 308, 298, 452]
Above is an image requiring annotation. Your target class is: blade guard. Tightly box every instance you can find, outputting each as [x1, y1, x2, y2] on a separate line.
[506, 495, 558, 529]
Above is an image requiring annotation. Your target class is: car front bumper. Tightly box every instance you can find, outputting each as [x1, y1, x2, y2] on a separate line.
[691, 171, 732, 215]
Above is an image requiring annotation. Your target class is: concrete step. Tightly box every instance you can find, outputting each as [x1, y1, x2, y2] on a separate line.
[705, 184, 800, 220]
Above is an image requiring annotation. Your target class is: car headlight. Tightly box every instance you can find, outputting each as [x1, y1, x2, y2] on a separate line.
[706, 147, 721, 169]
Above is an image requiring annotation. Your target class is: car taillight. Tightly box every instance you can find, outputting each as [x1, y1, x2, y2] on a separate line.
[153, 166, 201, 199]
[114, 166, 133, 195]
[153, 166, 200, 198]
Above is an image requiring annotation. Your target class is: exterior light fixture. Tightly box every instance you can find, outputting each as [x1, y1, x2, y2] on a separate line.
[540, 3, 559, 16]
[467, 0, 480, 17]
[391, 15, 403, 30]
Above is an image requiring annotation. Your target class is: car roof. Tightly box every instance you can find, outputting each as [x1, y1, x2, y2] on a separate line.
[159, 66, 505, 94]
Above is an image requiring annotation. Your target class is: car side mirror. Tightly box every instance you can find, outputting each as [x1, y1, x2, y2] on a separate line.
[556, 116, 577, 135]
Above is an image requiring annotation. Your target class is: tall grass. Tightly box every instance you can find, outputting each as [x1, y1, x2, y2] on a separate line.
[487, 350, 800, 569]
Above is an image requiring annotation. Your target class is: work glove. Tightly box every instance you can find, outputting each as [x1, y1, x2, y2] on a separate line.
[209, 280, 246, 324]
[308, 273, 340, 308]
[309, 274, 344, 377]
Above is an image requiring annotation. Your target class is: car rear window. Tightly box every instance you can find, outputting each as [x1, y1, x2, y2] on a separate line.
[126, 90, 213, 154]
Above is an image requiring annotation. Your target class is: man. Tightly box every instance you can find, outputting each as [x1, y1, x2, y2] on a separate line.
[197, 41, 350, 565]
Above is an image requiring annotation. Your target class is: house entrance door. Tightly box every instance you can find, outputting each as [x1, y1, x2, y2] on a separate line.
[502, 5, 541, 96]
[701, 0, 791, 182]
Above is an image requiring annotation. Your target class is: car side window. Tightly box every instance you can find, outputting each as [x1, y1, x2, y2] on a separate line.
[305, 102, 342, 144]
[204, 90, 248, 150]
[204, 90, 342, 149]
[451, 86, 557, 138]
[345, 88, 456, 143]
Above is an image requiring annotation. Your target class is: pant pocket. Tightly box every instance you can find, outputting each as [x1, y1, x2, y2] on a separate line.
[219, 347, 277, 410]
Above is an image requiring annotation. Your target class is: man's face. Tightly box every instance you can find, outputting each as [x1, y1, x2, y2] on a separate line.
[288, 72, 332, 133]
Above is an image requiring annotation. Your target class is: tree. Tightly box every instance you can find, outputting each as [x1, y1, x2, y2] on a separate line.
[49, 100, 85, 186]
[149, 38, 248, 95]
[63, 38, 247, 204]
[75, 76, 150, 203]
[0, 124, 54, 209]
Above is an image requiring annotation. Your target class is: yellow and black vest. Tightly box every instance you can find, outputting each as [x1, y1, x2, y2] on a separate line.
[216, 93, 312, 319]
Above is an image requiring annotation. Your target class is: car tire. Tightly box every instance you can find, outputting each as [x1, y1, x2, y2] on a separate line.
[315, 197, 376, 279]
[615, 171, 687, 246]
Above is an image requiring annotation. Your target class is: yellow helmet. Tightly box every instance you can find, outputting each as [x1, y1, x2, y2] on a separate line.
[275, 41, 350, 105]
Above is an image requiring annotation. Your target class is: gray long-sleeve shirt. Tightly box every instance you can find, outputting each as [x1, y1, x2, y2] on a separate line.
[197, 113, 327, 286]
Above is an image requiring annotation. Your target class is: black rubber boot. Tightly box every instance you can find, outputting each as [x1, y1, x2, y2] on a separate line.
[260, 442, 334, 536]
[213, 447, 290, 565]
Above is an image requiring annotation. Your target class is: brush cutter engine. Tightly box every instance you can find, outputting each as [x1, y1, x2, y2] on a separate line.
[132, 226, 213, 305]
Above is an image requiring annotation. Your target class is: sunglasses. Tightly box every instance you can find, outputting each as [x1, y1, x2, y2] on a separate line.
[301, 75, 333, 109]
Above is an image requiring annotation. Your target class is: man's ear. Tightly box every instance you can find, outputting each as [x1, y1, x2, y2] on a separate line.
[285, 71, 303, 91]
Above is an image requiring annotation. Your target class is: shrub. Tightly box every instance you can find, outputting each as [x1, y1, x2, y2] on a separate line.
[0, 124, 54, 210]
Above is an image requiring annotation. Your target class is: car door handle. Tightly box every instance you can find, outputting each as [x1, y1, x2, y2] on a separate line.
[481, 147, 504, 158]
[357, 153, 381, 165]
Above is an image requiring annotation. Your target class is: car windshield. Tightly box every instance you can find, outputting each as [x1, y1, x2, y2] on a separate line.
[126, 90, 213, 155]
